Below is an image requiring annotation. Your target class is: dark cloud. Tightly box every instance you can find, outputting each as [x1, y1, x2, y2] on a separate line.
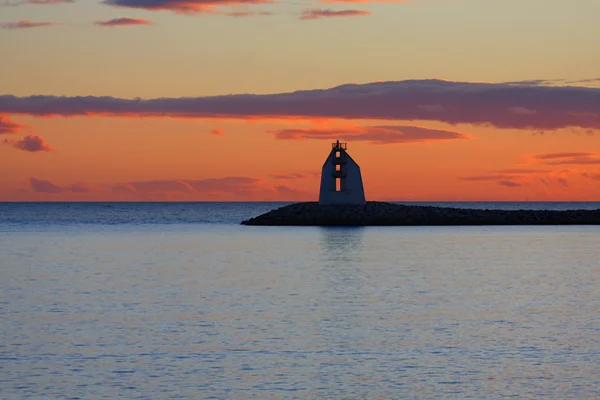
[103, 0, 271, 14]
[300, 8, 370, 20]
[3, 135, 53, 152]
[0, 115, 23, 134]
[29, 178, 92, 193]
[95, 17, 153, 26]
[1, 80, 600, 130]
[272, 125, 469, 144]
[210, 127, 225, 135]
[0, 20, 56, 29]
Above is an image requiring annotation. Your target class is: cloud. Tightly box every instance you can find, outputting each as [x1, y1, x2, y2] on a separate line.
[112, 177, 262, 194]
[0, 115, 23, 134]
[272, 185, 310, 199]
[459, 167, 549, 188]
[582, 172, 600, 181]
[503, 79, 565, 86]
[495, 168, 549, 174]
[103, 0, 271, 14]
[0, 0, 73, 5]
[95, 17, 153, 26]
[569, 78, 600, 85]
[534, 152, 600, 165]
[507, 106, 537, 116]
[556, 177, 569, 187]
[272, 124, 469, 144]
[210, 127, 225, 135]
[110, 177, 313, 200]
[2, 80, 600, 130]
[271, 172, 319, 180]
[545, 157, 600, 166]
[459, 164, 593, 190]
[29, 178, 92, 193]
[0, 20, 56, 29]
[223, 10, 271, 17]
[300, 8, 370, 19]
[498, 180, 522, 188]
[460, 174, 515, 182]
[534, 152, 594, 160]
[3, 135, 53, 152]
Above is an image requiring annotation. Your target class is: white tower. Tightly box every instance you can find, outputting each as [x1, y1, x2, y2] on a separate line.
[319, 141, 366, 205]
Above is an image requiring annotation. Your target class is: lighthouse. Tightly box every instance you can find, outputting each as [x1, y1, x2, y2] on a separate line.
[319, 141, 366, 205]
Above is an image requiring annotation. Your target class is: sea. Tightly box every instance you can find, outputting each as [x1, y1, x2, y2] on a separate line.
[1, 202, 599, 399]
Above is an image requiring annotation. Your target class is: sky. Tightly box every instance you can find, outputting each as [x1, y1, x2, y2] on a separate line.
[1, 0, 600, 201]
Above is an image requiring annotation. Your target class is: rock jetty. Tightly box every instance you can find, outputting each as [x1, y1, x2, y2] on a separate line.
[241, 202, 600, 226]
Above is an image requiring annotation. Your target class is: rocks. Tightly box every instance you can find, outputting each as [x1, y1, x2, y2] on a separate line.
[241, 201, 600, 226]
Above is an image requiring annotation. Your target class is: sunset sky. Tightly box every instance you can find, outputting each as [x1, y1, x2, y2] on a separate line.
[1, 0, 600, 201]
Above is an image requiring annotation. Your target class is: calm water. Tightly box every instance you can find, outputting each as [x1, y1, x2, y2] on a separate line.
[1, 203, 600, 399]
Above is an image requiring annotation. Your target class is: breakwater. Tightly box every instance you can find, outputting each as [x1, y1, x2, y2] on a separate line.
[241, 202, 600, 226]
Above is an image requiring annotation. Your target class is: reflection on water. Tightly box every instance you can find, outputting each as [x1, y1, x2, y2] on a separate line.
[316, 227, 369, 380]
[1, 224, 600, 399]
[319, 227, 365, 263]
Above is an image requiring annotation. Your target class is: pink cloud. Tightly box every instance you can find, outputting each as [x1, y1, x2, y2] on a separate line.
[29, 178, 92, 193]
[3, 135, 53, 152]
[272, 125, 469, 144]
[211, 127, 225, 135]
[1, 80, 599, 130]
[0, 20, 55, 29]
[0, 115, 23, 134]
[300, 8, 370, 19]
[103, 0, 272, 14]
[95, 18, 153, 26]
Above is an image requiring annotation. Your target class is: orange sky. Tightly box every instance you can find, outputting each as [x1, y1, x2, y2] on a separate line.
[1, 0, 600, 201]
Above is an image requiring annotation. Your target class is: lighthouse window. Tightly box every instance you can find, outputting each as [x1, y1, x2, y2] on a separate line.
[336, 177, 341, 191]
[336, 164, 341, 172]
[335, 151, 341, 158]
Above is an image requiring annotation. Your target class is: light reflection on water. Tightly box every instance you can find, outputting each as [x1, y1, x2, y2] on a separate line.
[1, 224, 599, 399]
